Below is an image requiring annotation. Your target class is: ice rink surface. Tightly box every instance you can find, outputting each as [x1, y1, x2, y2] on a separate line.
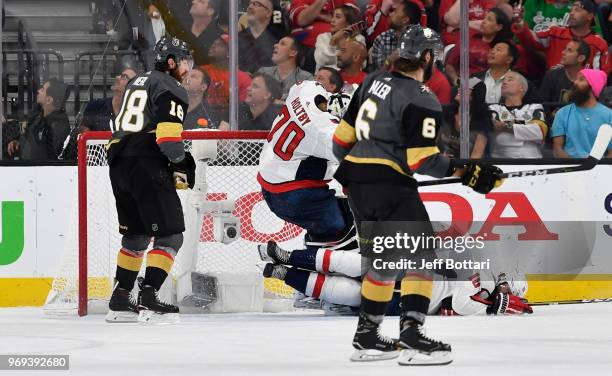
[1, 303, 611, 376]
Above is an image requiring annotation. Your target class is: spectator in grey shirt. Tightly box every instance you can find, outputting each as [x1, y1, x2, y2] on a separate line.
[258, 36, 313, 100]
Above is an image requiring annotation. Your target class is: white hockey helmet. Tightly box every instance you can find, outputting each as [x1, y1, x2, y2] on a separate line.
[289, 80, 330, 112]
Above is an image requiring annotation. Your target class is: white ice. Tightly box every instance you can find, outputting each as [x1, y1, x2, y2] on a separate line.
[1, 303, 611, 376]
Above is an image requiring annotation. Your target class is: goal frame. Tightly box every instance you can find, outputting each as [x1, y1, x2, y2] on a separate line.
[76, 130, 270, 316]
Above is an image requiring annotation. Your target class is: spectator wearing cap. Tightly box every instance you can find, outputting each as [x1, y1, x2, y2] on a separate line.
[6, 78, 70, 160]
[371, 0, 421, 70]
[189, 0, 223, 65]
[239, 72, 283, 130]
[315, 66, 343, 94]
[182, 66, 220, 130]
[552, 69, 612, 158]
[203, 35, 253, 119]
[539, 39, 591, 121]
[288, 0, 357, 49]
[472, 40, 521, 104]
[314, 4, 365, 71]
[336, 39, 368, 87]
[512, 0, 610, 72]
[238, 0, 287, 74]
[258, 36, 314, 100]
[488, 71, 548, 158]
[364, 0, 427, 46]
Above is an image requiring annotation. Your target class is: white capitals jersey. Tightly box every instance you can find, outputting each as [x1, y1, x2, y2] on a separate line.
[258, 82, 340, 193]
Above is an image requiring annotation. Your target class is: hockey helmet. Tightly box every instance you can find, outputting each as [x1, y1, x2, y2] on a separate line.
[398, 24, 442, 61]
[154, 36, 192, 65]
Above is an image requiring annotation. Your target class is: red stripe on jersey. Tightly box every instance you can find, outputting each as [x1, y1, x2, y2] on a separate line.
[148, 249, 174, 261]
[312, 273, 326, 299]
[156, 137, 182, 144]
[322, 250, 332, 273]
[257, 173, 330, 193]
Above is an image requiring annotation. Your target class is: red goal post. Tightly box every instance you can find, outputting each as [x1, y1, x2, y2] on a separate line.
[67, 130, 301, 316]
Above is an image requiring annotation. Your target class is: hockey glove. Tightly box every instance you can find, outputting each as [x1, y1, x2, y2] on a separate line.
[486, 292, 533, 315]
[461, 162, 504, 194]
[169, 152, 196, 189]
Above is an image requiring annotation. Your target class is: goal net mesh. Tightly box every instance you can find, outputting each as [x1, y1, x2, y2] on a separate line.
[45, 132, 304, 314]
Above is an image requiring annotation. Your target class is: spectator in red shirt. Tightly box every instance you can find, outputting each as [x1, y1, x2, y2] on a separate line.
[512, 0, 610, 72]
[439, 0, 496, 46]
[289, 0, 357, 48]
[364, 0, 428, 45]
[336, 38, 368, 87]
[445, 8, 528, 82]
[203, 35, 253, 119]
[427, 66, 452, 105]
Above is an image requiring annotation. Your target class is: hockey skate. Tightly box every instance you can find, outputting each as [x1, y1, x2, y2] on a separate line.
[137, 285, 180, 324]
[258, 241, 291, 264]
[105, 284, 138, 323]
[262, 263, 289, 280]
[350, 313, 399, 362]
[397, 320, 452, 366]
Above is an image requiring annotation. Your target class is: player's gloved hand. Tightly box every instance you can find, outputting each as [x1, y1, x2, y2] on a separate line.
[486, 292, 533, 315]
[461, 161, 504, 194]
[169, 152, 196, 189]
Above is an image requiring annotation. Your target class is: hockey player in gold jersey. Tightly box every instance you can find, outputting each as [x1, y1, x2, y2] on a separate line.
[332, 25, 504, 365]
[105, 36, 196, 324]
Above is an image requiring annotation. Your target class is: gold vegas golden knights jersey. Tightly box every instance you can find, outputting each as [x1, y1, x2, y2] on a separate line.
[332, 70, 452, 187]
[107, 70, 189, 165]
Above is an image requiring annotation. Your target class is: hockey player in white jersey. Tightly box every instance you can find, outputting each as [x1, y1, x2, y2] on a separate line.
[262, 246, 532, 316]
[258, 81, 357, 257]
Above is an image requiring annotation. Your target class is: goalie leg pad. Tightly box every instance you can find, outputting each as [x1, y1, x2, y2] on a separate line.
[315, 249, 362, 277]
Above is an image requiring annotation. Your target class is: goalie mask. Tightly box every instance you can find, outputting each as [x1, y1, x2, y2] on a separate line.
[328, 91, 353, 118]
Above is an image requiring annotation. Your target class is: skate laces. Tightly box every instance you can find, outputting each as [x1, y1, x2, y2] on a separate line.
[414, 325, 444, 346]
[375, 326, 396, 346]
[273, 244, 291, 264]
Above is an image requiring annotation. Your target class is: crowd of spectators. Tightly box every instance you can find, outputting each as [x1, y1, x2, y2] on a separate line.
[2, 0, 612, 162]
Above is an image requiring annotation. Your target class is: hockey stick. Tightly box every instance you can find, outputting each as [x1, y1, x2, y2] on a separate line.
[419, 123, 612, 187]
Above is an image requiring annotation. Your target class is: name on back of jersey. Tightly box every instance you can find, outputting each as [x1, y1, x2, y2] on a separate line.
[367, 79, 392, 100]
[290, 97, 311, 126]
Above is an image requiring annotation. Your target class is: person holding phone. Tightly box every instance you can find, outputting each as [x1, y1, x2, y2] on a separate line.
[314, 4, 366, 71]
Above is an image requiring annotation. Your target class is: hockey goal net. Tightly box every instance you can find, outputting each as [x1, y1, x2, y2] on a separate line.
[45, 130, 304, 316]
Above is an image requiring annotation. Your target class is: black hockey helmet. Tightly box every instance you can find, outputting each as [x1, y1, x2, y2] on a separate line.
[154, 36, 192, 65]
[398, 24, 442, 61]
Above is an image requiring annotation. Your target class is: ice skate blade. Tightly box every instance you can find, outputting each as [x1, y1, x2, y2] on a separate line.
[397, 349, 452, 366]
[350, 349, 399, 362]
[138, 310, 180, 325]
[105, 310, 138, 323]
